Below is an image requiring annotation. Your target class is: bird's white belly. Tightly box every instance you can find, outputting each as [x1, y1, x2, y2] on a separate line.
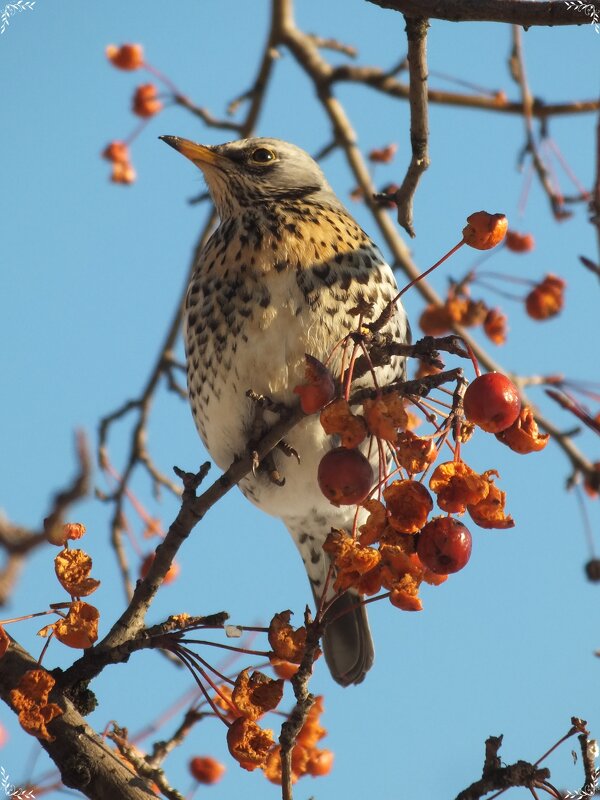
[185, 256, 405, 521]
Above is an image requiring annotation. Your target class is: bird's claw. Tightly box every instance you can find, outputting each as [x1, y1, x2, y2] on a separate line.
[246, 389, 288, 416]
[278, 440, 300, 463]
[269, 468, 286, 487]
[250, 449, 260, 477]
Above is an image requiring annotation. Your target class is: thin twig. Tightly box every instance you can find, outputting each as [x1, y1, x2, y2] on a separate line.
[279, 608, 321, 800]
[330, 62, 600, 117]
[394, 15, 430, 236]
[510, 26, 565, 217]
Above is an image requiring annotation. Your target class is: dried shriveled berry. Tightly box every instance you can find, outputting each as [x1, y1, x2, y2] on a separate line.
[189, 756, 225, 784]
[111, 161, 136, 185]
[102, 141, 130, 164]
[419, 303, 452, 336]
[368, 143, 397, 163]
[505, 230, 535, 253]
[132, 83, 163, 117]
[306, 748, 334, 776]
[525, 275, 565, 321]
[140, 553, 180, 584]
[495, 406, 549, 454]
[383, 480, 433, 533]
[483, 308, 508, 345]
[106, 43, 144, 70]
[320, 398, 367, 448]
[462, 211, 508, 250]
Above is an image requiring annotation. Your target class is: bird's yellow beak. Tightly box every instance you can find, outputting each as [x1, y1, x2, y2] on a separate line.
[160, 135, 228, 169]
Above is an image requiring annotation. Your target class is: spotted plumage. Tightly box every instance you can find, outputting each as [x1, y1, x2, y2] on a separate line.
[162, 135, 410, 685]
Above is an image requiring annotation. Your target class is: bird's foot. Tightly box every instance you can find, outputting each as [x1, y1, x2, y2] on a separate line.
[245, 446, 285, 487]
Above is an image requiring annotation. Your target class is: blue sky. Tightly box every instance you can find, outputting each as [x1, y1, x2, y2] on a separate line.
[1, 2, 599, 798]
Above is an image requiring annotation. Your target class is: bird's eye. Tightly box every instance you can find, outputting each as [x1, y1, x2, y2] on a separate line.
[250, 147, 276, 163]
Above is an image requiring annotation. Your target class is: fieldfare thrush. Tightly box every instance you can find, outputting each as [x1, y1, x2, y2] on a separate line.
[161, 135, 409, 686]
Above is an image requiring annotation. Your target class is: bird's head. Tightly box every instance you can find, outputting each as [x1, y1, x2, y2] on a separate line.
[160, 135, 340, 217]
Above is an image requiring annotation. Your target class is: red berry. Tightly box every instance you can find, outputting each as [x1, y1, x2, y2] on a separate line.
[417, 517, 472, 574]
[317, 447, 374, 506]
[293, 354, 336, 414]
[463, 372, 521, 433]
[189, 756, 225, 784]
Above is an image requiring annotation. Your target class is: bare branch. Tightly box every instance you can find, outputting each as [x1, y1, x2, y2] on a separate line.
[394, 15, 430, 236]
[365, 0, 600, 27]
[279, 608, 322, 799]
[0, 641, 159, 800]
[510, 25, 566, 217]
[454, 735, 550, 800]
[173, 95, 243, 132]
[330, 62, 600, 118]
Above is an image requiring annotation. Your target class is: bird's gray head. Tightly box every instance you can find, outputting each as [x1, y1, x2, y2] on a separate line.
[160, 135, 341, 217]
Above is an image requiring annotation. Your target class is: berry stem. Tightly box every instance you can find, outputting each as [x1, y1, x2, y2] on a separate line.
[142, 61, 183, 96]
[396, 240, 465, 300]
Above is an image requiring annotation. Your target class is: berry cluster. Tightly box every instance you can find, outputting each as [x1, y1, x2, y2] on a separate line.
[292, 212, 550, 614]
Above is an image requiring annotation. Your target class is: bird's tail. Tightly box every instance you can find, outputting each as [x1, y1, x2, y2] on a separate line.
[284, 518, 374, 686]
[320, 589, 374, 686]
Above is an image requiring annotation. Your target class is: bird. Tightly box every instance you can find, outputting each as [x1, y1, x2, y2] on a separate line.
[161, 135, 409, 686]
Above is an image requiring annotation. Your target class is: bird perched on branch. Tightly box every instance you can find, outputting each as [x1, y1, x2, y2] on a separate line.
[161, 135, 409, 685]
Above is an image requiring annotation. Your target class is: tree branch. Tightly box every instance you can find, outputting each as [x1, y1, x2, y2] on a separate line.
[365, 0, 600, 27]
[394, 15, 430, 236]
[0, 641, 158, 800]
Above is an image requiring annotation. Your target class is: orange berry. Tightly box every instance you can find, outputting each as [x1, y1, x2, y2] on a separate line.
[271, 659, 299, 680]
[132, 83, 163, 118]
[110, 161, 136, 185]
[106, 43, 144, 70]
[483, 308, 508, 345]
[46, 521, 86, 547]
[462, 211, 508, 250]
[495, 406, 549, 454]
[306, 748, 334, 776]
[368, 143, 397, 163]
[140, 553, 179, 584]
[189, 756, 225, 784]
[505, 230, 535, 253]
[102, 141, 130, 164]
[525, 275, 565, 321]
[419, 303, 452, 336]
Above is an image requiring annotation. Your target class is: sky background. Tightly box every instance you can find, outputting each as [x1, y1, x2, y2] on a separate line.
[1, 1, 600, 798]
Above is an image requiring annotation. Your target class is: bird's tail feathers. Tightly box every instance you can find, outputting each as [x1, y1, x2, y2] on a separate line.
[284, 519, 374, 686]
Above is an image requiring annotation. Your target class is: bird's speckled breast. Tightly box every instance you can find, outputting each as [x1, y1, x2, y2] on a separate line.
[184, 201, 406, 506]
